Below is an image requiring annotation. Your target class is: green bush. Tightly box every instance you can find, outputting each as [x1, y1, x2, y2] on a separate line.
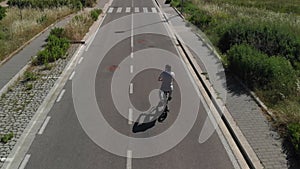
[0, 132, 14, 143]
[170, 0, 180, 7]
[24, 71, 38, 81]
[288, 123, 300, 154]
[0, 6, 6, 20]
[49, 27, 65, 38]
[90, 8, 102, 21]
[218, 21, 300, 67]
[227, 44, 297, 103]
[33, 31, 69, 65]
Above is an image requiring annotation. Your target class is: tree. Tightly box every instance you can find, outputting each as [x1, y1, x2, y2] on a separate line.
[0, 6, 6, 20]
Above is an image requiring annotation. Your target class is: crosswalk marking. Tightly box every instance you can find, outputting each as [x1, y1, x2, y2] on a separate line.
[126, 7, 131, 13]
[117, 7, 122, 13]
[151, 7, 157, 13]
[107, 7, 158, 14]
[143, 7, 148, 13]
[108, 7, 114, 13]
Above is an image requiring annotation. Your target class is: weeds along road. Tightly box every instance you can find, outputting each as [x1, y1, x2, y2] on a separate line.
[10, 0, 243, 168]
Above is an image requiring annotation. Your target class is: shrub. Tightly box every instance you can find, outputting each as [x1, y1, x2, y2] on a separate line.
[49, 27, 65, 38]
[227, 44, 297, 103]
[24, 71, 38, 81]
[218, 21, 300, 67]
[0, 6, 6, 20]
[90, 8, 102, 21]
[33, 33, 69, 65]
[82, 0, 97, 7]
[0, 132, 14, 143]
[288, 123, 300, 154]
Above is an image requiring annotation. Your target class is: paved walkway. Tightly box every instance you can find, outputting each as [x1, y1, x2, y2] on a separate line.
[158, 1, 291, 169]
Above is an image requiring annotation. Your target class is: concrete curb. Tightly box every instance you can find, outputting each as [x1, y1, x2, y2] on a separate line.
[162, 3, 264, 169]
[1, 3, 111, 169]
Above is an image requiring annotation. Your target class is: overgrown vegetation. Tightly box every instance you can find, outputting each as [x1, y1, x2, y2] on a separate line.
[0, 7, 73, 61]
[32, 27, 70, 65]
[7, 0, 97, 9]
[64, 9, 102, 40]
[171, 0, 300, 157]
[90, 8, 102, 21]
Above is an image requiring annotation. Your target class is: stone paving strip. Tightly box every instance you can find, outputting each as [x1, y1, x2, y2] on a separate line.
[0, 45, 79, 168]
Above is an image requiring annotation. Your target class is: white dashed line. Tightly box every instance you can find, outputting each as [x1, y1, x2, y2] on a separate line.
[69, 71, 75, 80]
[151, 7, 157, 13]
[18, 154, 31, 169]
[56, 89, 66, 102]
[126, 150, 132, 169]
[130, 65, 133, 73]
[38, 116, 51, 135]
[107, 7, 114, 13]
[129, 83, 133, 94]
[126, 7, 131, 13]
[78, 57, 84, 64]
[134, 7, 139, 13]
[128, 108, 133, 124]
[116, 7, 122, 13]
[143, 7, 148, 13]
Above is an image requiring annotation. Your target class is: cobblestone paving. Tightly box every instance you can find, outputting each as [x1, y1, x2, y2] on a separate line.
[0, 45, 78, 168]
[225, 74, 288, 169]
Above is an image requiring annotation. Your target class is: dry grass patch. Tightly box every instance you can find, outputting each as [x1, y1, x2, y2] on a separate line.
[0, 6, 73, 61]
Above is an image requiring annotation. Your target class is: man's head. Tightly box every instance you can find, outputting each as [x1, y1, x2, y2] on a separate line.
[165, 65, 171, 72]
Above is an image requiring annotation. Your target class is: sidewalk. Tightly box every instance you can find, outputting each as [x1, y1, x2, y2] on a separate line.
[158, 2, 289, 169]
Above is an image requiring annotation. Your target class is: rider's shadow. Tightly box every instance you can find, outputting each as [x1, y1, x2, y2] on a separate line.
[132, 99, 167, 133]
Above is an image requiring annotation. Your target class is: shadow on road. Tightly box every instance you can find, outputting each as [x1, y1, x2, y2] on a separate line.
[132, 99, 167, 133]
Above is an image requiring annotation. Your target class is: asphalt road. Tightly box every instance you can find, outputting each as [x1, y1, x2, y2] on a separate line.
[20, 0, 240, 168]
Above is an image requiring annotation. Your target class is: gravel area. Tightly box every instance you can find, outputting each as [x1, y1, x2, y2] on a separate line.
[0, 44, 79, 167]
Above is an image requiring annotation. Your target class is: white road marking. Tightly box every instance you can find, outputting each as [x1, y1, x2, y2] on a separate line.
[56, 89, 66, 102]
[38, 116, 51, 135]
[129, 83, 133, 94]
[131, 8, 134, 50]
[107, 7, 114, 13]
[130, 52, 133, 59]
[116, 7, 122, 13]
[134, 7, 139, 13]
[18, 154, 31, 169]
[128, 108, 133, 124]
[126, 150, 132, 169]
[143, 7, 148, 13]
[69, 71, 75, 80]
[151, 7, 157, 13]
[130, 65, 133, 73]
[78, 57, 84, 64]
[126, 7, 131, 13]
